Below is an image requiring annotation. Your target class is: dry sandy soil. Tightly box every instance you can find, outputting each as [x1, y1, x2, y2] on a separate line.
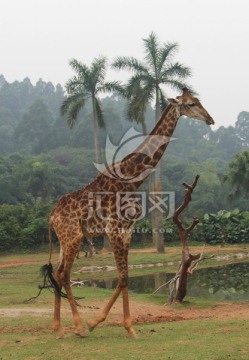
[1, 297, 249, 334]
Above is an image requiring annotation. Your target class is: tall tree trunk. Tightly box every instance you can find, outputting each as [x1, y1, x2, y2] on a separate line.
[141, 118, 148, 136]
[92, 100, 102, 164]
[150, 88, 165, 253]
[92, 99, 110, 249]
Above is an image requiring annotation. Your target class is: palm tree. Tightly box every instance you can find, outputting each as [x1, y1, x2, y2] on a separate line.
[126, 80, 151, 135]
[112, 32, 193, 252]
[61, 56, 121, 164]
[112, 32, 193, 125]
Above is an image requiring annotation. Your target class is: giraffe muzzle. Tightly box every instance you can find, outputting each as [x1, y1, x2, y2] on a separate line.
[206, 116, 215, 125]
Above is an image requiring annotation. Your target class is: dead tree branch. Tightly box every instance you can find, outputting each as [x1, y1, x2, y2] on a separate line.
[169, 175, 213, 303]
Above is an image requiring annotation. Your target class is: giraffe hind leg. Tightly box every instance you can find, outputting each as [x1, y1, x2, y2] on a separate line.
[62, 263, 86, 337]
[52, 229, 85, 337]
[51, 261, 64, 339]
[87, 233, 136, 337]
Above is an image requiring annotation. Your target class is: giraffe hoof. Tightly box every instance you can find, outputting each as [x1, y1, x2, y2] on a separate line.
[87, 319, 96, 332]
[55, 330, 65, 339]
[74, 329, 86, 338]
[126, 328, 137, 339]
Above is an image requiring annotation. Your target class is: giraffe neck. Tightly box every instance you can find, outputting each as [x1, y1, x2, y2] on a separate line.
[107, 104, 180, 189]
[144, 104, 180, 166]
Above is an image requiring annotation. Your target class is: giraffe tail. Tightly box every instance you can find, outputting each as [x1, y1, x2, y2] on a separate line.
[39, 217, 83, 304]
[48, 216, 53, 265]
[39, 264, 68, 299]
[40, 264, 83, 304]
[24, 263, 67, 303]
[43, 216, 68, 298]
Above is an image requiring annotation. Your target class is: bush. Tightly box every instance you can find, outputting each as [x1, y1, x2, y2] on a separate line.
[0, 200, 53, 251]
[196, 209, 249, 245]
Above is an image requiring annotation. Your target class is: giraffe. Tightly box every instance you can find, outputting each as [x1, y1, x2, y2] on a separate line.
[45, 88, 214, 339]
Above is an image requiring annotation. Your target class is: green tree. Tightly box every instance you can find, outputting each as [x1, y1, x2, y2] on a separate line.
[0, 153, 71, 204]
[112, 32, 192, 252]
[211, 125, 241, 160]
[61, 57, 121, 163]
[0, 200, 53, 251]
[224, 150, 249, 198]
[235, 111, 249, 148]
[14, 99, 53, 154]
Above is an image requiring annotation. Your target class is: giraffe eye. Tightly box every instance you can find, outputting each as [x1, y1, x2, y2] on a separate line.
[188, 103, 195, 107]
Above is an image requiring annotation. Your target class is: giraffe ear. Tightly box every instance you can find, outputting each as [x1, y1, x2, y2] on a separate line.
[167, 98, 180, 105]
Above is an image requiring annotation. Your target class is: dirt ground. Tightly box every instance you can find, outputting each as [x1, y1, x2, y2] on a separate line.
[1, 297, 249, 333]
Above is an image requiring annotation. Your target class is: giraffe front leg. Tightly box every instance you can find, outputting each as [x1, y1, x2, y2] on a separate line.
[120, 233, 136, 338]
[87, 234, 124, 332]
[87, 233, 125, 333]
[88, 233, 136, 338]
[122, 286, 136, 338]
[87, 285, 122, 332]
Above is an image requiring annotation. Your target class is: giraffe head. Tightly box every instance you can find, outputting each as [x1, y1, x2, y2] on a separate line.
[167, 88, 214, 125]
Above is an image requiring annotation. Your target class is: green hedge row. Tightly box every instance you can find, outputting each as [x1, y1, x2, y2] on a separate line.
[1, 204, 248, 251]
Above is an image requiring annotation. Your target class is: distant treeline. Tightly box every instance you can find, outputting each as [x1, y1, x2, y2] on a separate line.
[0, 75, 248, 250]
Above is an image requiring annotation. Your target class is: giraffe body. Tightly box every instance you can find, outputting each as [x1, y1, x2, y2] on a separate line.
[47, 88, 214, 338]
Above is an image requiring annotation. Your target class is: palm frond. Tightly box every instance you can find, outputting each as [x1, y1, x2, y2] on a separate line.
[112, 57, 147, 73]
[61, 95, 86, 129]
[126, 81, 153, 124]
[90, 56, 107, 88]
[162, 79, 196, 95]
[69, 59, 88, 77]
[158, 88, 168, 111]
[98, 81, 124, 95]
[158, 42, 179, 73]
[125, 73, 154, 99]
[65, 76, 87, 95]
[161, 62, 192, 80]
[143, 32, 159, 73]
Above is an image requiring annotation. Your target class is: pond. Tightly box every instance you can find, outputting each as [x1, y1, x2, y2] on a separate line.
[75, 262, 249, 301]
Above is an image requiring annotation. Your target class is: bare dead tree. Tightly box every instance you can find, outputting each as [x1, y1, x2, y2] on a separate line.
[171, 175, 200, 302]
[169, 175, 213, 303]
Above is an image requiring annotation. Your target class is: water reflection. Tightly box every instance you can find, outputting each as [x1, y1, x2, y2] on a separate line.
[187, 262, 249, 301]
[78, 262, 249, 301]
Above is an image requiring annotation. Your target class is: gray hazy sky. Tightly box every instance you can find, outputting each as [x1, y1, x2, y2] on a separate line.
[1, 0, 248, 129]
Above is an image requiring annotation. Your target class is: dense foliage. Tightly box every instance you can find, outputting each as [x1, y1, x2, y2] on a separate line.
[199, 209, 249, 245]
[0, 200, 52, 251]
[0, 75, 248, 251]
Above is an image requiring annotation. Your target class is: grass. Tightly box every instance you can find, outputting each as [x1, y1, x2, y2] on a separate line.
[1, 316, 249, 360]
[1, 246, 249, 359]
